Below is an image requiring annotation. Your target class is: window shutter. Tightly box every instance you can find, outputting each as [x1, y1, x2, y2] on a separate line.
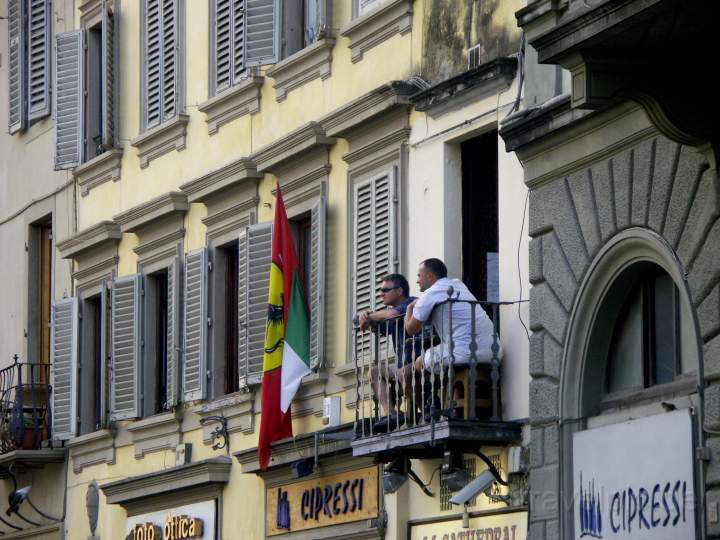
[183, 248, 208, 401]
[144, 0, 181, 129]
[8, 0, 26, 134]
[309, 194, 326, 370]
[166, 256, 182, 407]
[233, 0, 246, 82]
[162, 0, 179, 121]
[144, 0, 162, 128]
[238, 222, 272, 385]
[245, 0, 278, 66]
[352, 169, 398, 315]
[99, 283, 110, 428]
[54, 30, 84, 170]
[27, 0, 51, 121]
[51, 297, 79, 441]
[101, 0, 117, 148]
[212, 0, 245, 94]
[111, 274, 142, 420]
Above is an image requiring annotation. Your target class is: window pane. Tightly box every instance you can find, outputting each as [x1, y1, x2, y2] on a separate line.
[607, 285, 644, 393]
[653, 274, 677, 385]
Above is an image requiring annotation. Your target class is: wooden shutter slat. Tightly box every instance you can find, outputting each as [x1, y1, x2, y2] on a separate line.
[309, 193, 326, 369]
[245, 0, 277, 66]
[212, 0, 232, 93]
[183, 249, 208, 401]
[54, 30, 84, 170]
[8, 0, 26, 133]
[52, 297, 79, 440]
[27, 0, 51, 121]
[111, 275, 142, 420]
[101, 0, 116, 148]
[144, 0, 163, 128]
[166, 256, 182, 407]
[233, 0, 246, 81]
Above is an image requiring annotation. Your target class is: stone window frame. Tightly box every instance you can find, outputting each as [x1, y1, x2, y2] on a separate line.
[558, 228, 702, 538]
[341, 0, 414, 64]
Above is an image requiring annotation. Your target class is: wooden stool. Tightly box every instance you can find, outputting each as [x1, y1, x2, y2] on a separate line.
[451, 366, 492, 419]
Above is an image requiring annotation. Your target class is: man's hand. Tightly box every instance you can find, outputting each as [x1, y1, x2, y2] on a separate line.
[358, 310, 371, 330]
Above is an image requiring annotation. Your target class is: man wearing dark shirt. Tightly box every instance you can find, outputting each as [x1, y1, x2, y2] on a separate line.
[357, 274, 416, 415]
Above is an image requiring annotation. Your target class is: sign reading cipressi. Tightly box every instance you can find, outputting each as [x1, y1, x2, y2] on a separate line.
[573, 409, 695, 539]
[266, 466, 379, 536]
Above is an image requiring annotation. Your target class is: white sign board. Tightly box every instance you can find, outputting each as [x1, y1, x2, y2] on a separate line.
[573, 410, 695, 539]
[126, 499, 216, 540]
[408, 511, 527, 540]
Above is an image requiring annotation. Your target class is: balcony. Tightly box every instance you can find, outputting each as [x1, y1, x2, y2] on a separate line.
[0, 357, 64, 476]
[351, 291, 522, 459]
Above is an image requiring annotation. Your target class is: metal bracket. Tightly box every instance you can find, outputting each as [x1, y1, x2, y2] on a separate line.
[200, 415, 229, 453]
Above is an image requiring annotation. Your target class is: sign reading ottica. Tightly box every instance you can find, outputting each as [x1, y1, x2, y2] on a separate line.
[573, 409, 695, 539]
[266, 466, 379, 536]
[126, 500, 216, 540]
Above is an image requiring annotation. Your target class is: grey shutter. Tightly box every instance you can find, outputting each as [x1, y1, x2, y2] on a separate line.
[352, 169, 397, 315]
[99, 283, 110, 428]
[212, 0, 245, 94]
[237, 231, 248, 388]
[309, 194, 326, 369]
[162, 0, 179, 120]
[239, 222, 272, 385]
[8, 0, 26, 134]
[27, 0, 51, 121]
[245, 0, 278, 66]
[101, 0, 116, 148]
[54, 30, 84, 170]
[51, 297, 79, 441]
[144, 0, 180, 129]
[183, 249, 208, 401]
[166, 256, 182, 407]
[111, 274, 142, 420]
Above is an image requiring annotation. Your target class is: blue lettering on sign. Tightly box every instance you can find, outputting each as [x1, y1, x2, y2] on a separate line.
[298, 475, 365, 522]
[582, 471, 689, 537]
[276, 488, 290, 530]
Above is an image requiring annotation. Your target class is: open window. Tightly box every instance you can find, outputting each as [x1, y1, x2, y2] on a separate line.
[78, 289, 109, 435]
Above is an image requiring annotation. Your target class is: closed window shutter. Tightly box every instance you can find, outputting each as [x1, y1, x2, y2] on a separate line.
[309, 194, 326, 370]
[101, 0, 116, 148]
[51, 297, 79, 441]
[111, 274, 142, 420]
[233, 0, 246, 82]
[8, 0, 26, 134]
[353, 170, 398, 323]
[239, 222, 272, 385]
[99, 283, 110, 428]
[166, 256, 182, 407]
[162, 0, 179, 120]
[27, 0, 51, 121]
[183, 248, 208, 401]
[245, 0, 278, 66]
[212, 0, 245, 95]
[54, 30, 84, 170]
[144, 0, 181, 129]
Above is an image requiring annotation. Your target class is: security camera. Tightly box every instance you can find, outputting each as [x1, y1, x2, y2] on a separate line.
[449, 470, 495, 506]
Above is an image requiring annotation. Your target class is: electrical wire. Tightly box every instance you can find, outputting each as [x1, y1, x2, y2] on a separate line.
[503, 32, 526, 121]
[517, 189, 531, 342]
[10, 511, 40, 528]
[25, 497, 62, 523]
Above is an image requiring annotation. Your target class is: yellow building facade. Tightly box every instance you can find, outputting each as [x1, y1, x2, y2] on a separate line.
[5, 0, 530, 538]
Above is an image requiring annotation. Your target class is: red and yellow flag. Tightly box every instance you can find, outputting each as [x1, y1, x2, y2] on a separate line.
[258, 185, 312, 471]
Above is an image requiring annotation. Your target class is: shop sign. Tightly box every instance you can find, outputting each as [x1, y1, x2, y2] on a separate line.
[266, 465, 379, 536]
[408, 511, 527, 540]
[573, 409, 695, 539]
[126, 500, 215, 540]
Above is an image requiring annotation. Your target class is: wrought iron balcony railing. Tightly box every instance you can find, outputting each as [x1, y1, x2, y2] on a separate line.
[352, 288, 522, 456]
[0, 356, 52, 454]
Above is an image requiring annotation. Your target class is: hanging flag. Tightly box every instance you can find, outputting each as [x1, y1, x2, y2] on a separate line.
[258, 184, 312, 471]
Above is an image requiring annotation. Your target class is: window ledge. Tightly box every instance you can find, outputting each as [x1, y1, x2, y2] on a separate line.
[198, 75, 264, 135]
[341, 0, 414, 63]
[66, 429, 115, 473]
[126, 410, 182, 459]
[130, 114, 190, 169]
[73, 149, 123, 197]
[267, 39, 336, 102]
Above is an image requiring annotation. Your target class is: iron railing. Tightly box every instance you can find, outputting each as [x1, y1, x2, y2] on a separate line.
[353, 287, 517, 439]
[0, 356, 52, 454]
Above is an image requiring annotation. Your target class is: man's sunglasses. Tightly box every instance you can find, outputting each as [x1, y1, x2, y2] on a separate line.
[379, 286, 399, 293]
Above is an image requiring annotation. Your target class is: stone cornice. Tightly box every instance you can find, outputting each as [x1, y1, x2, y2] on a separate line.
[341, 0, 414, 63]
[127, 410, 183, 459]
[267, 38, 335, 102]
[72, 255, 119, 283]
[57, 221, 122, 260]
[201, 198, 259, 229]
[251, 122, 335, 174]
[130, 114, 190, 169]
[67, 429, 115, 473]
[73, 149, 123, 197]
[100, 457, 232, 506]
[180, 158, 263, 204]
[133, 229, 185, 267]
[198, 75, 264, 135]
[270, 165, 330, 209]
[113, 192, 189, 233]
[320, 81, 414, 138]
[342, 126, 410, 165]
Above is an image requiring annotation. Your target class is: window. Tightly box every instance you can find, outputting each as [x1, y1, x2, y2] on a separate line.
[143, 270, 170, 416]
[142, 0, 182, 130]
[79, 292, 108, 435]
[209, 0, 331, 96]
[356, 0, 389, 17]
[8, 0, 51, 134]
[605, 265, 697, 394]
[55, 1, 116, 169]
[461, 130, 499, 311]
[28, 220, 52, 368]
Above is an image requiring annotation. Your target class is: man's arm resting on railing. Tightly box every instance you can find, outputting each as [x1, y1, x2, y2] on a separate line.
[404, 300, 424, 336]
[357, 308, 402, 330]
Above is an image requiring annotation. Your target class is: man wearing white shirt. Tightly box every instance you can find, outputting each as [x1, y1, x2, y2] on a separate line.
[405, 258, 500, 372]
